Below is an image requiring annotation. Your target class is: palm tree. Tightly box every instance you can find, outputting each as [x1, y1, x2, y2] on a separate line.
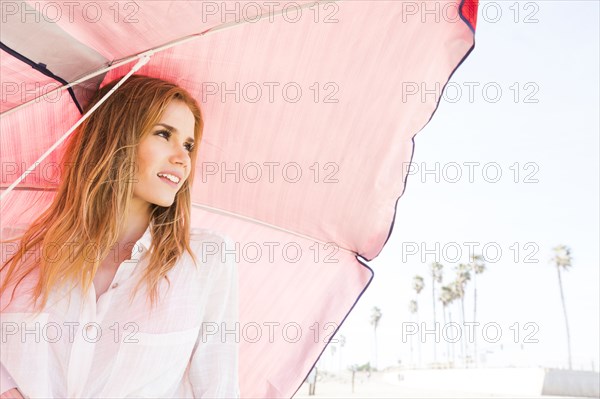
[429, 262, 444, 362]
[439, 285, 455, 366]
[453, 263, 471, 366]
[409, 300, 418, 367]
[330, 343, 337, 370]
[447, 285, 459, 366]
[469, 254, 486, 367]
[409, 300, 418, 314]
[370, 306, 382, 370]
[550, 245, 573, 369]
[411, 275, 424, 368]
[413, 275, 425, 295]
[338, 334, 346, 371]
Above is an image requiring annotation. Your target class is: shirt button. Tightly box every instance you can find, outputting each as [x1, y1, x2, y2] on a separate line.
[111, 283, 119, 289]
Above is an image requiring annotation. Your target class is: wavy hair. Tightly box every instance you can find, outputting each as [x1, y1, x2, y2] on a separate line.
[1, 75, 203, 313]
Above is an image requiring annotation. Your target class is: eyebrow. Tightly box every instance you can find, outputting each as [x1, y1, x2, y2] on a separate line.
[155, 123, 195, 143]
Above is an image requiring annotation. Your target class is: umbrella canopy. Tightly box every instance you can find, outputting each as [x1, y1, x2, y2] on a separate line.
[1, 0, 478, 397]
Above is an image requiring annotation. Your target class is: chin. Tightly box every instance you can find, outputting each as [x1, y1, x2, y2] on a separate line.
[153, 196, 176, 208]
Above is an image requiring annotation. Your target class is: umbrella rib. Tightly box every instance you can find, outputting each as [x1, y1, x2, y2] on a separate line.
[0, 42, 83, 114]
[0, 56, 150, 202]
[0, 188, 358, 256]
[2, 0, 357, 256]
[0, 0, 342, 119]
[0, 186, 57, 192]
[191, 201, 357, 257]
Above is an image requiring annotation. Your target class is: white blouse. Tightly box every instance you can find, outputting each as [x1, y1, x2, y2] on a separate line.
[0, 225, 240, 398]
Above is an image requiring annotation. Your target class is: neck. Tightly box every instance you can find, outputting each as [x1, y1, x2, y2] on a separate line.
[119, 198, 152, 253]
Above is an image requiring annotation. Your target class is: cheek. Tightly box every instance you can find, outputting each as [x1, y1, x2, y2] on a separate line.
[136, 142, 160, 177]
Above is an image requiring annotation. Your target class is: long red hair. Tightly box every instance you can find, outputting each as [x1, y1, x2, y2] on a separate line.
[1, 75, 203, 313]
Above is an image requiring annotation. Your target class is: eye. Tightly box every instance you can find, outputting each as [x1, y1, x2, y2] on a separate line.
[156, 129, 194, 153]
[156, 129, 172, 139]
[184, 142, 195, 153]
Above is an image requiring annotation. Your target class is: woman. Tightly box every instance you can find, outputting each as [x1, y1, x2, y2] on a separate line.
[0, 75, 240, 398]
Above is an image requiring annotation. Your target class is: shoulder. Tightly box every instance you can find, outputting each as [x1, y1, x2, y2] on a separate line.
[188, 228, 237, 271]
[190, 227, 232, 245]
[167, 228, 237, 286]
[189, 228, 235, 255]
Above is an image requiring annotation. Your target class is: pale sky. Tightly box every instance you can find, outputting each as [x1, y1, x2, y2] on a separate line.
[330, 0, 600, 372]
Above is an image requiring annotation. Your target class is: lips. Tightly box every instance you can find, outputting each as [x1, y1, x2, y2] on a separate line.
[156, 170, 183, 182]
[158, 175, 179, 188]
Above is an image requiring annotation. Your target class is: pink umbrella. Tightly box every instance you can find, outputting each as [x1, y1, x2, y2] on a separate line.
[1, 0, 478, 397]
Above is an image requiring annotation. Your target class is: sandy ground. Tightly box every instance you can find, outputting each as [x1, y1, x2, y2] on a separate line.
[292, 371, 582, 399]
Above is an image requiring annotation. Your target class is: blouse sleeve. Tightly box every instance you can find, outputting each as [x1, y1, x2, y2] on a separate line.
[1, 224, 24, 395]
[186, 234, 240, 398]
[0, 362, 18, 395]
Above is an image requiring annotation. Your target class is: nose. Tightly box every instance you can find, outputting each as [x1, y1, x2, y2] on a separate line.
[171, 146, 191, 170]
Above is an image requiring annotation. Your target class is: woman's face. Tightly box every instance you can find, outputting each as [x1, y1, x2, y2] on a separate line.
[132, 100, 196, 210]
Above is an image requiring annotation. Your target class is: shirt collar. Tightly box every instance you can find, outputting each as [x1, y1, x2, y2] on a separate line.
[131, 224, 152, 260]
